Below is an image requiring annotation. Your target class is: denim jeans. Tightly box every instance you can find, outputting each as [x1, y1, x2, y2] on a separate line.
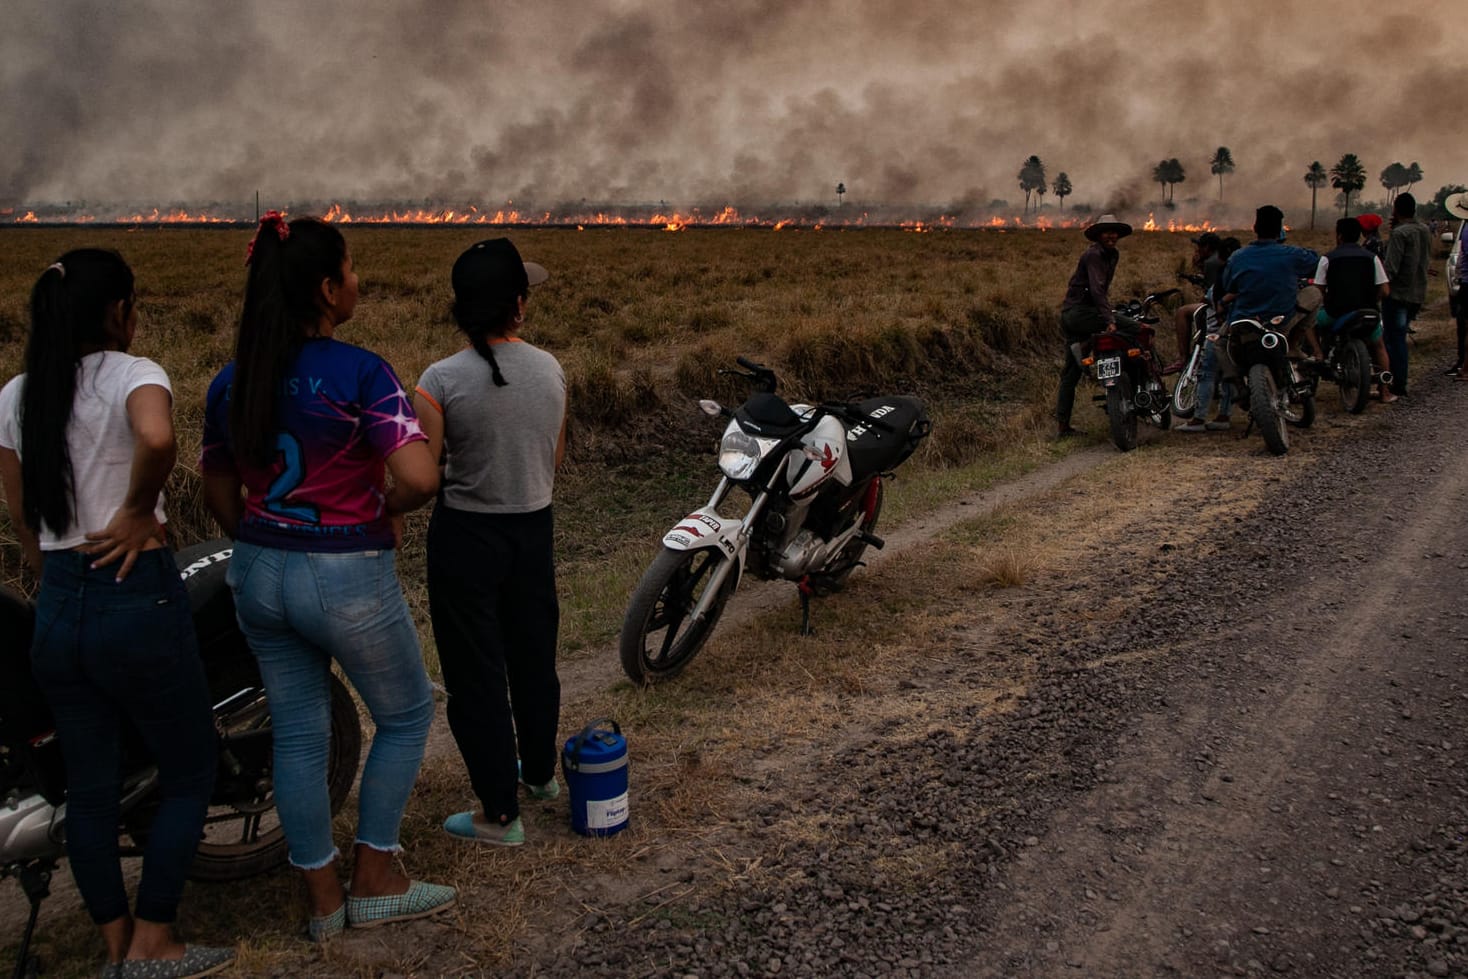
[1192, 338, 1234, 421]
[30, 549, 216, 925]
[1382, 296, 1417, 394]
[227, 542, 433, 869]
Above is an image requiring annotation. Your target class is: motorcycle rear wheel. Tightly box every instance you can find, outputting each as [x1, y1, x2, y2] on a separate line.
[185, 674, 361, 881]
[620, 547, 737, 684]
[1106, 375, 1138, 452]
[1338, 339, 1372, 414]
[1248, 364, 1289, 456]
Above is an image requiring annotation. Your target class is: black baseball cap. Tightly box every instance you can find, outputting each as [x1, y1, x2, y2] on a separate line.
[451, 238, 548, 319]
[1190, 232, 1222, 249]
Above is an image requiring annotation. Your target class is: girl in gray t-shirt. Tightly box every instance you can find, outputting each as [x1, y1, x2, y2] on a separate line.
[413, 238, 567, 847]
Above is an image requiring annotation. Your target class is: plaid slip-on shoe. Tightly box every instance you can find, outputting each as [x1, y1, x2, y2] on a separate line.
[308, 902, 347, 942]
[119, 945, 234, 979]
[346, 880, 457, 928]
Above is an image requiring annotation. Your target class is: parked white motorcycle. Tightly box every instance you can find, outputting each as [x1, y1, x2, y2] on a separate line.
[619, 357, 930, 683]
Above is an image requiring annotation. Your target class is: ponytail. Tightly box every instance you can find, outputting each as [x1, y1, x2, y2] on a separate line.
[231, 215, 346, 467]
[469, 333, 508, 386]
[20, 249, 134, 535]
[452, 295, 518, 388]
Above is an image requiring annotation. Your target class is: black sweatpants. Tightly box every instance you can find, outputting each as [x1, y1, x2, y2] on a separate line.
[427, 504, 561, 822]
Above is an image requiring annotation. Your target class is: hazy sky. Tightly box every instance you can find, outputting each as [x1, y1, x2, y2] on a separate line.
[3, 0, 1462, 220]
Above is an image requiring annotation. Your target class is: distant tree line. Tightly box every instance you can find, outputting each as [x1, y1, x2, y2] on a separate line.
[1002, 149, 1447, 225]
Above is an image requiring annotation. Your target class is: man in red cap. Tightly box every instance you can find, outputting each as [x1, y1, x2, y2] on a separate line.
[1357, 212, 1385, 260]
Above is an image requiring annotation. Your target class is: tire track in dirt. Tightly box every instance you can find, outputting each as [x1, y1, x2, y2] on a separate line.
[966, 372, 1468, 977]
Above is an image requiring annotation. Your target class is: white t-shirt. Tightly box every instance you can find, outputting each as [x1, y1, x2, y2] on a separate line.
[0, 351, 172, 550]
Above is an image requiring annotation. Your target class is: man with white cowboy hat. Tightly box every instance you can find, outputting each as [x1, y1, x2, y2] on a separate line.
[1054, 212, 1132, 437]
[1444, 190, 1468, 376]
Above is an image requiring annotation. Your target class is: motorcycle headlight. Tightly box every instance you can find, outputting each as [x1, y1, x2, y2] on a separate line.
[718, 423, 781, 480]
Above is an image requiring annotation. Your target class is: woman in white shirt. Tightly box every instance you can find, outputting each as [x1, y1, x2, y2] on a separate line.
[0, 250, 230, 979]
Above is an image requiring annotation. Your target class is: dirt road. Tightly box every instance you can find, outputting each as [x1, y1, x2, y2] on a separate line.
[519, 365, 1468, 979]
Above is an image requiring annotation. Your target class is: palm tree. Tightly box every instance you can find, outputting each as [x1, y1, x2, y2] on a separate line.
[1152, 161, 1169, 205]
[1209, 147, 1236, 201]
[1163, 158, 1186, 204]
[1406, 162, 1423, 195]
[1018, 156, 1046, 214]
[1379, 162, 1409, 203]
[1304, 161, 1328, 229]
[1053, 172, 1072, 210]
[836, 182, 846, 206]
[1330, 154, 1367, 216]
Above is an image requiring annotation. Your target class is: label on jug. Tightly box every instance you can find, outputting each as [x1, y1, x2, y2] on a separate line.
[587, 793, 629, 830]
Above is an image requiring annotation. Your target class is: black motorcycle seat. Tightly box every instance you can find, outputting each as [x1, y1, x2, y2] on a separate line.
[845, 396, 928, 479]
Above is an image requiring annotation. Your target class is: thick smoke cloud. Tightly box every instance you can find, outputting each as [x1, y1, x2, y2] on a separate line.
[2, 0, 1460, 220]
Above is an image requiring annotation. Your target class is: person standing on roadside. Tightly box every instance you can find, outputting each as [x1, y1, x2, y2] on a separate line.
[1442, 192, 1468, 377]
[1055, 213, 1132, 437]
[0, 251, 231, 979]
[1358, 212, 1386, 261]
[413, 238, 567, 847]
[1382, 192, 1432, 396]
[201, 214, 453, 941]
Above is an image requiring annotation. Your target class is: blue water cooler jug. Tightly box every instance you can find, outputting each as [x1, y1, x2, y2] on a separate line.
[562, 718, 629, 837]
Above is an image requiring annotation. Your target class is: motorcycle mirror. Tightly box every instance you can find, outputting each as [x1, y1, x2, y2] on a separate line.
[698, 399, 725, 417]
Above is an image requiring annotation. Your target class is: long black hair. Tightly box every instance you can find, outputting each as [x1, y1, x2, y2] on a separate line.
[20, 249, 135, 535]
[450, 238, 536, 388]
[454, 296, 519, 387]
[231, 216, 347, 468]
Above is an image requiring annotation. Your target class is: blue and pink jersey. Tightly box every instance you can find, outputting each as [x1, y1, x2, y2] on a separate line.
[201, 338, 426, 551]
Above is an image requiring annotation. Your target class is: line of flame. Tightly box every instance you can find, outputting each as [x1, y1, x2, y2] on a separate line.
[9, 204, 1218, 234]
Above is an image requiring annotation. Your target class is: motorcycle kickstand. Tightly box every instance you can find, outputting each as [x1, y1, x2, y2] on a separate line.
[10, 861, 54, 979]
[797, 576, 815, 637]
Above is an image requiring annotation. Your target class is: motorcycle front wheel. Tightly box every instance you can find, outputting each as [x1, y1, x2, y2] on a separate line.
[185, 673, 362, 881]
[1338, 339, 1372, 414]
[1170, 344, 1203, 418]
[1106, 375, 1138, 452]
[1285, 392, 1316, 428]
[1248, 364, 1289, 456]
[620, 547, 737, 683]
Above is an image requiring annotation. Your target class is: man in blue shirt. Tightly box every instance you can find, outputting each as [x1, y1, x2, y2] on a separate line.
[1217, 205, 1320, 356]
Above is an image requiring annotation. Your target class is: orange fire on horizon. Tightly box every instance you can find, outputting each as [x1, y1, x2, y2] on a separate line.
[8, 203, 1224, 233]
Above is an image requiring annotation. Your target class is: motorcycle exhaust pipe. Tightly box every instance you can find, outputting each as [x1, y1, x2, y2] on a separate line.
[1260, 332, 1283, 350]
[1375, 369, 1394, 386]
[1133, 390, 1155, 410]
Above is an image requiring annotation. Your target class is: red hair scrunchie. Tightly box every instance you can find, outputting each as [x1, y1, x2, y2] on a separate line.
[244, 210, 292, 265]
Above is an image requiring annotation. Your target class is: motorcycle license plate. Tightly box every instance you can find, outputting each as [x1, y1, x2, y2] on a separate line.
[1096, 356, 1122, 380]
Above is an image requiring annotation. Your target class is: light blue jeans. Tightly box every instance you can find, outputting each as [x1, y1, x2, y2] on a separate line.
[1192, 338, 1234, 421]
[226, 542, 433, 869]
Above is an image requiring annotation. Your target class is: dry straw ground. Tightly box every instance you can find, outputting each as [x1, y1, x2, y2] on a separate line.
[0, 223, 1370, 976]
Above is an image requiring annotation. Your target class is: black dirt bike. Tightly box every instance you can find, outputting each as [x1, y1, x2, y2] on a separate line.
[1219, 314, 1316, 455]
[1300, 308, 1391, 415]
[1, 540, 362, 979]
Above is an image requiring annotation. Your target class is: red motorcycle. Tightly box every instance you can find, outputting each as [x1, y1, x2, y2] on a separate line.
[1076, 290, 1178, 451]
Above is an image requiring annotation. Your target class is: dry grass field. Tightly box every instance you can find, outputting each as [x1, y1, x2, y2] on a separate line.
[0, 223, 1336, 636]
[5, 222, 1386, 976]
